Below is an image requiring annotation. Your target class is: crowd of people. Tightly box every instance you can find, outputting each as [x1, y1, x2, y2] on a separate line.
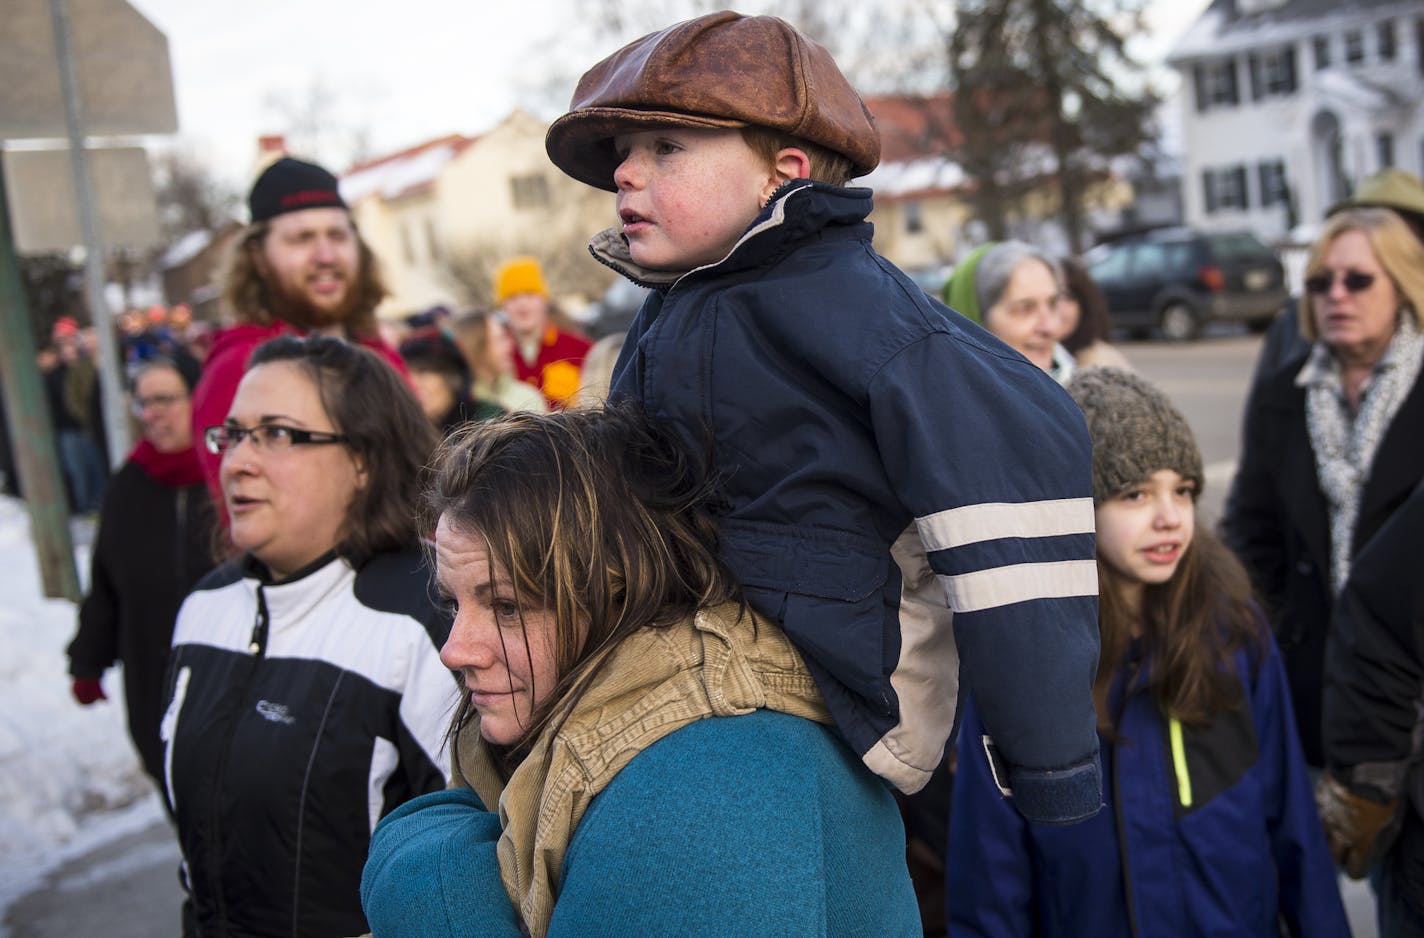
[33, 9, 1424, 938]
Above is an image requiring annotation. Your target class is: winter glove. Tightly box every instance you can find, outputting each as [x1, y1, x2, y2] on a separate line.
[71, 677, 107, 705]
[1315, 771, 1400, 879]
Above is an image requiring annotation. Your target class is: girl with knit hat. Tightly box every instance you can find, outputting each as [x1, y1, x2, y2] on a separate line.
[947, 367, 1348, 937]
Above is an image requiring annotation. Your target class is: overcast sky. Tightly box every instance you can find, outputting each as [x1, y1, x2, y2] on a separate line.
[126, 0, 1212, 192]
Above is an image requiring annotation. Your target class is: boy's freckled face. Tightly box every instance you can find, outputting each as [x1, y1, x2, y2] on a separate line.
[612, 127, 775, 272]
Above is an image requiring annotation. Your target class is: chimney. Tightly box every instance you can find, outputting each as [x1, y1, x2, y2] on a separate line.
[255, 135, 287, 173]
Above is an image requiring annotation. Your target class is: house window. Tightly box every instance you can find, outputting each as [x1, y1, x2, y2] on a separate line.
[1313, 36, 1331, 70]
[1345, 30, 1364, 64]
[425, 217, 441, 261]
[1257, 160, 1288, 207]
[1193, 59, 1240, 111]
[1203, 165, 1249, 214]
[1250, 46, 1298, 98]
[1378, 20, 1397, 61]
[904, 201, 924, 234]
[1377, 132, 1395, 169]
[509, 173, 550, 210]
[1206, 60, 1239, 106]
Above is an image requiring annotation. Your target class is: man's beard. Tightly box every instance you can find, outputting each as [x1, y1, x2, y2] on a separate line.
[263, 267, 366, 332]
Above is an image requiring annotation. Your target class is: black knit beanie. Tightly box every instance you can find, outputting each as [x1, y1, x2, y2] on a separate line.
[1065, 366, 1203, 504]
[248, 157, 347, 223]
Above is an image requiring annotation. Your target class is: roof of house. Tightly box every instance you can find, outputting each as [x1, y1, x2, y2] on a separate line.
[1170, 0, 1414, 61]
[859, 93, 966, 199]
[864, 92, 962, 163]
[340, 133, 475, 204]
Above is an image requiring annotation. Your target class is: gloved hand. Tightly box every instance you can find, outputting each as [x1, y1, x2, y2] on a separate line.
[1315, 771, 1400, 879]
[71, 677, 107, 705]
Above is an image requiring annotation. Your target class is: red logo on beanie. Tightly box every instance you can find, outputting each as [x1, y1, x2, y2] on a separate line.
[278, 189, 340, 209]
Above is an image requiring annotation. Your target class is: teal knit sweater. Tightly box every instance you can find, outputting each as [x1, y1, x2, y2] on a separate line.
[361, 709, 921, 937]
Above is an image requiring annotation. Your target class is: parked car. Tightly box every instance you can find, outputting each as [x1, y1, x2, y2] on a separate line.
[1083, 228, 1288, 341]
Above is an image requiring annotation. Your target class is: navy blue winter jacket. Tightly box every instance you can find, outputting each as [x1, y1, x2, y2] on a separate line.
[948, 632, 1349, 937]
[600, 179, 1102, 821]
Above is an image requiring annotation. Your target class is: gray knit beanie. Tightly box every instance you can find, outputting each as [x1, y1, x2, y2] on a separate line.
[1065, 366, 1203, 503]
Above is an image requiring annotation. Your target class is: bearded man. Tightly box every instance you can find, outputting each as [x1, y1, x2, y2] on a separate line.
[190, 157, 405, 495]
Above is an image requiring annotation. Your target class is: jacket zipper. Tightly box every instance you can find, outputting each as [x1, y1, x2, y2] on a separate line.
[1168, 716, 1193, 808]
[174, 487, 188, 579]
[206, 583, 269, 927]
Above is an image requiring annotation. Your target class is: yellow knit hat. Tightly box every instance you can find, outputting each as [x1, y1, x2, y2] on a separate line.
[494, 256, 550, 305]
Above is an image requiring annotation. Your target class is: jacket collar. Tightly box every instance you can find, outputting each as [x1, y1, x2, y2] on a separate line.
[242, 551, 352, 630]
[588, 179, 874, 291]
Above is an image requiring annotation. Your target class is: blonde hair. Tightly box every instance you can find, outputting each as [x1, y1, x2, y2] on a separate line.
[1300, 207, 1424, 342]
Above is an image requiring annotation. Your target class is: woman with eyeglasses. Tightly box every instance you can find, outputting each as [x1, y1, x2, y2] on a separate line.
[1222, 207, 1424, 773]
[66, 357, 215, 802]
[160, 335, 458, 938]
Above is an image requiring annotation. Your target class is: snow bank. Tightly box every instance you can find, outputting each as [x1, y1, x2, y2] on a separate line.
[0, 497, 155, 910]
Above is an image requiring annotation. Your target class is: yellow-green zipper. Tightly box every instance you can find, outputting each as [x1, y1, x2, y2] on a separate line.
[1168, 716, 1192, 808]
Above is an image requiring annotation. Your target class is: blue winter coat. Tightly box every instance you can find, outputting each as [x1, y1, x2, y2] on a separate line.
[360, 710, 921, 937]
[948, 630, 1349, 937]
[602, 178, 1102, 819]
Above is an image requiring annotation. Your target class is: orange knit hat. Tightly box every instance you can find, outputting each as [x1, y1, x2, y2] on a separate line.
[494, 257, 550, 305]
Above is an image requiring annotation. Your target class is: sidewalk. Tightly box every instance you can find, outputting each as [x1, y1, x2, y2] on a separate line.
[2, 810, 183, 938]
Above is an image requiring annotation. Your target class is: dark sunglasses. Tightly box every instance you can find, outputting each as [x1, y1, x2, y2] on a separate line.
[1304, 270, 1376, 295]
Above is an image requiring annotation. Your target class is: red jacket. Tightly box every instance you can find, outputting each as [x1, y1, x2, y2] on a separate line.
[514, 326, 592, 407]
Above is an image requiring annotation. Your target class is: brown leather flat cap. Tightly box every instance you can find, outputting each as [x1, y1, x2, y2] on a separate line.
[546, 10, 880, 192]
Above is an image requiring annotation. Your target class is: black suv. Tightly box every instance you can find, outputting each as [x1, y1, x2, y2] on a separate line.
[1083, 228, 1288, 341]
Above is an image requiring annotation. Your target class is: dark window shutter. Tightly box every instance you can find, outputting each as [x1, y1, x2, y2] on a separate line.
[1249, 54, 1263, 100]
[1194, 64, 1209, 112]
[1225, 59, 1240, 105]
[1235, 166, 1250, 209]
[1203, 170, 1218, 214]
[1284, 47, 1297, 92]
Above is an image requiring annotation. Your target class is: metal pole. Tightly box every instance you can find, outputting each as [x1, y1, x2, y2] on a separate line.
[0, 167, 81, 601]
[50, 0, 132, 467]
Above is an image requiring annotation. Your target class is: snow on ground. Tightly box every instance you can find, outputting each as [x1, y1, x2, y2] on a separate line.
[0, 496, 157, 914]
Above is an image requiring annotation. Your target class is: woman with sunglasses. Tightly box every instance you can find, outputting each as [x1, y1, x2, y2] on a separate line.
[1222, 204, 1424, 769]
[160, 335, 458, 937]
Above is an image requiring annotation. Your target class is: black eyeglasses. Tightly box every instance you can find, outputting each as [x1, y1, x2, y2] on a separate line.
[203, 424, 349, 455]
[1304, 270, 1376, 296]
[131, 393, 187, 416]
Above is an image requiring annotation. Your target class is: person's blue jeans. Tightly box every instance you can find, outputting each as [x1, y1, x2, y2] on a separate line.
[56, 429, 107, 513]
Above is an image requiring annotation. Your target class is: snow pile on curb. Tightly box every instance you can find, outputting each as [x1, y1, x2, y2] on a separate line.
[0, 496, 154, 909]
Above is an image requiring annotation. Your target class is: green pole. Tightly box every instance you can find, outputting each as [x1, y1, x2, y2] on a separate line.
[0, 160, 81, 601]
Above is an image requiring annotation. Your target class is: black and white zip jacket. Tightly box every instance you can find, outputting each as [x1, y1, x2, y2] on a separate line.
[161, 547, 456, 938]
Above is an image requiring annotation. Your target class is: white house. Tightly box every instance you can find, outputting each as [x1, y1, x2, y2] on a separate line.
[1169, 0, 1424, 240]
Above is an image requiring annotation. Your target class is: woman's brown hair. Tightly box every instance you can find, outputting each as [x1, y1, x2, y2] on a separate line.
[1059, 256, 1113, 354]
[424, 404, 739, 772]
[246, 334, 437, 565]
[1094, 526, 1266, 733]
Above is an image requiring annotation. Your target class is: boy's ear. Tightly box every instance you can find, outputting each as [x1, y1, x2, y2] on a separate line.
[762, 147, 811, 205]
